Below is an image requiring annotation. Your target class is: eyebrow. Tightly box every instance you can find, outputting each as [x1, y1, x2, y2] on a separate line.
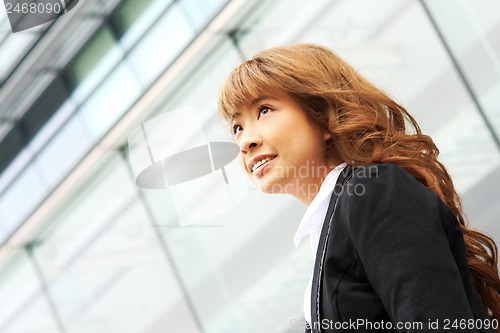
[250, 96, 270, 106]
[230, 112, 240, 122]
[231, 96, 273, 122]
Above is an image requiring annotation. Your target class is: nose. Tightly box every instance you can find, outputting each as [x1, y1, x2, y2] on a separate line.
[238, 127, 263, 154]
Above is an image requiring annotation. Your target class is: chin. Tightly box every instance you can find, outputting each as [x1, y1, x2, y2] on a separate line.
[254, 178, 288, 195]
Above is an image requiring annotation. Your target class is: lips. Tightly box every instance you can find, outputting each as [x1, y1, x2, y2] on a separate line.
[247, 154, 277, 174]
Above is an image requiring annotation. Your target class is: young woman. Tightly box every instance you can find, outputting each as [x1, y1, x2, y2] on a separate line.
[218, 44, 500, 332]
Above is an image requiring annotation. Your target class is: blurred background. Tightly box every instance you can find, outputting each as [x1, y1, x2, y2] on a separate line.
[0, 0, 499, 332]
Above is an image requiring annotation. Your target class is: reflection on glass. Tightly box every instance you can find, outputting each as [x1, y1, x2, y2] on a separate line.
[69, 27, 123, 103]
[35, 114, 92, 188]
[0, 33, 38, 83]
[30, 155, 200, 332]
[0, 147, 33, 194]
[424, 0, 500, 138]
[433, 102, 500, 193]
[28, 98, 77, 154]
[78, 62, 141, 138]
[0, 164, 47, 232]
[126, 3, 194, 85]
[116, 0, 171, 50]
[158, 39, 242, 142]
[0, 252, 60, 333]
[177, 0, 227, 31]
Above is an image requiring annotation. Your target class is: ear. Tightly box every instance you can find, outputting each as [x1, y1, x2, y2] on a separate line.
[323, 131, 333, 141]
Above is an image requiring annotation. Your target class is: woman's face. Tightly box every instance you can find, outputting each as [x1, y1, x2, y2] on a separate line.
[232, 91, 338, 204]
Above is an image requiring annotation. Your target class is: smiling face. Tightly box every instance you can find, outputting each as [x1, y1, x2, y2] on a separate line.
[232, 91, 340, 205]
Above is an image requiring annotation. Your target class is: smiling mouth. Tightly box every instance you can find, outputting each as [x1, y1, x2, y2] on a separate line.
[251, 156, 276, 172]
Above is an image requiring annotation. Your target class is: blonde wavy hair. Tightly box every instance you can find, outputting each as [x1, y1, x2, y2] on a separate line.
[218, 44, 500, 323]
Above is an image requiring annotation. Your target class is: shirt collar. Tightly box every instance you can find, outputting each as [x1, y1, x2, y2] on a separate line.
[294, 162, 347, 247]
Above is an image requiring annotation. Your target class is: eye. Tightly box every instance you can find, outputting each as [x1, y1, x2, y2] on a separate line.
[232, 123, 243, 135]
[258, 105, 271, 118]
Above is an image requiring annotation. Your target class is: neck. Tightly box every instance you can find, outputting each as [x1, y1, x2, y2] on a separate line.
[295, 164, 337, 206]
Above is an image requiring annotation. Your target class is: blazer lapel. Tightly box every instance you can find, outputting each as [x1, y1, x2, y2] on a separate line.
[310, 166, 353, 332]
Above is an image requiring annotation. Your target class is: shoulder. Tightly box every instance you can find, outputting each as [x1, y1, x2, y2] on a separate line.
[347, 163, 435, 201]
[351, 163, 421, 186]
[338, 163, 450, 222]
[342, 163, 432, 201]
[339, 163, 460, 239]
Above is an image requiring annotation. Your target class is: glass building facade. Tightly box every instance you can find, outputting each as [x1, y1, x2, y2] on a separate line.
[0, 0, 499, 332]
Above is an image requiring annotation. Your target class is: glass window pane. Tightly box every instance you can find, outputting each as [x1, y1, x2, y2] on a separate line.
[78, 61, 141, 139]
[68, 27, 124, 103]
[0, 33, 38, 84]
[157, 39, 242, 143]
[127, 3, 194, 85]
[0, 252, 60, 333]
[115, 0, 156, 33]
[31, 155, 200, 332]
[177, 0, 227, 31]
[425, 0, 500, 137]
[34, 113, 93, 188]
[28, 98, 77, 153]
[0, 163, 47, 233]
[117, 0, 171, 49]
[0, 147, 33, 194]
[114, 0, 173, 50]
[421, 0, 500, 239]
[432, 102, 500, 192]
[0, 215, 7, 245]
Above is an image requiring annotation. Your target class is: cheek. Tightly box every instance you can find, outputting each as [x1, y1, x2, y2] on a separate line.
[286, 123, 322, 147]
[291, 133, 326, 163]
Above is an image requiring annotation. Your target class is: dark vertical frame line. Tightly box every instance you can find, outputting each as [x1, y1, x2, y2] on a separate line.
[227, 29, 247, 62]
[25, 243, 67, 333]
[419, 0, 500, 152]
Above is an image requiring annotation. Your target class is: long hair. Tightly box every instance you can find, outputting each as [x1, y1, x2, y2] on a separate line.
[219, 44, 500, 321]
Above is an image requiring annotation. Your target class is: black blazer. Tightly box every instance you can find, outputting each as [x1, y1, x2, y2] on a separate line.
[305, 163, 494, 333]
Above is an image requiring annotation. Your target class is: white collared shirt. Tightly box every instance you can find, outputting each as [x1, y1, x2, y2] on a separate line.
[294, 162, 347, 324]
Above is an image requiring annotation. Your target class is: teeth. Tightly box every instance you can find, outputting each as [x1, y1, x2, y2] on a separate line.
[252, 157, 274, 171]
